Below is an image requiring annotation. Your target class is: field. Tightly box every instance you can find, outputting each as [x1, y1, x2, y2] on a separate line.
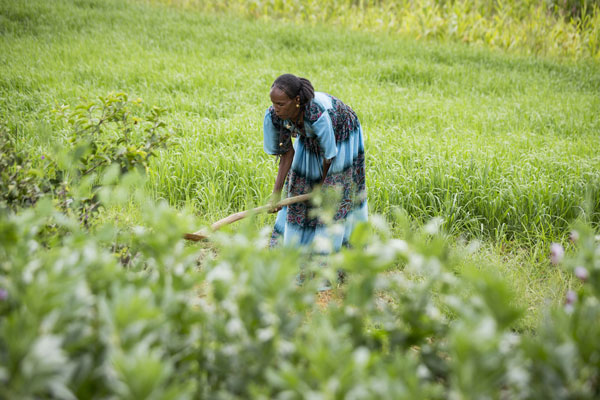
[3, 0, 599, 313]
[2, 0, 600, 398]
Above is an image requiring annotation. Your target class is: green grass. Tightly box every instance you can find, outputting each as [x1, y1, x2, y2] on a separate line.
[1, 0, 599, 328]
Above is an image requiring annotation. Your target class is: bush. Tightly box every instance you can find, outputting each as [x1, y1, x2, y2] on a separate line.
[1, 180, 599, 398]
[0, 123, 56, 211]
[1, 92, 170, 227]
[52, 92, 170, 226]
[54, 92, 169, 178]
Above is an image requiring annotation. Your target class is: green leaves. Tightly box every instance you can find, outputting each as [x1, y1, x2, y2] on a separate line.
[0, 193, 204, 399]
[2, 185, 600, 397]
[54, 92, 170, 178]
[0, 124, 55, 211]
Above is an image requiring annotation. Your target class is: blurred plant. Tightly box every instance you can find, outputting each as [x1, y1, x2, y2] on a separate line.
[0, 123, 57, 211]
[546, 0, 600, 19]
[516, 224, 600, 398]
[1, 156, 600, 398]
[0, 186, 203, 399]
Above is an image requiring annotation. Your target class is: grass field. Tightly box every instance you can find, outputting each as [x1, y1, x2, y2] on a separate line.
[1, 0, 599, 328]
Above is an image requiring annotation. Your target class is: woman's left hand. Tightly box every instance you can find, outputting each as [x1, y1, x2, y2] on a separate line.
[268, 191, 283, 213]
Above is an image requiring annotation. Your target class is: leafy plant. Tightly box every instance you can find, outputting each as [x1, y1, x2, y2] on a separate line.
[1, 173, 600, 398]
[54, 92, 169, 177]
[52, 92, 170, 225]
[0, 123, 56, 211]
[1, 92, 170, 229]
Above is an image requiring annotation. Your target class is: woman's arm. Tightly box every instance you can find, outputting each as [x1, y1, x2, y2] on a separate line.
[320, 158, 332, 185]
[269, 147, 295, 212]
[274, 147, 294, 193]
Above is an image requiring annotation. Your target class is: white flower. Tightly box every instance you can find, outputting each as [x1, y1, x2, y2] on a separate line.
[569, 230, 579, 243]
[388, 239, 408, 254]
[424, 217, 444, 235]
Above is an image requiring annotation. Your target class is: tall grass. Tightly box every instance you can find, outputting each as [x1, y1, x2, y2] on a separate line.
[155, 0, 600, 61]
[1, 0, 599, 246]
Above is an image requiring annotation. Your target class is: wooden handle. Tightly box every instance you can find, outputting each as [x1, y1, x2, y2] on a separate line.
[183, 193, 312, 241]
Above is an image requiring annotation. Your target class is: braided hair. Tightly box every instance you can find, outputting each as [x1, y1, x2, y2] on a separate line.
[271, 74, 315, 106]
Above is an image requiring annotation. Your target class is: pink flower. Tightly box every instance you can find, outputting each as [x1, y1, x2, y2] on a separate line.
[565, 290, 577, 305]
[565, 290, 577, 314]
[574, 266, 589, 282]
[550, 243, 564, 265]
[0, 288, 7, 301]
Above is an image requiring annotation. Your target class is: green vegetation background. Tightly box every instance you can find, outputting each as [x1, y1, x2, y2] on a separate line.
[1, 0, 599, 339]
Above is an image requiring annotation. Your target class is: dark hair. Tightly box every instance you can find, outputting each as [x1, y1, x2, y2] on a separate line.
[271, 74, 315, 106]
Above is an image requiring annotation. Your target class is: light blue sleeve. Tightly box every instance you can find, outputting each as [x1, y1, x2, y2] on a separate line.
[263, 109, 279, 155]
[311, 111, 337, 160]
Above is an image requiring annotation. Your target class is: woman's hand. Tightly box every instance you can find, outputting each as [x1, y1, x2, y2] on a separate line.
[268, 191, 282, 213]
[320, 158, 332, 185]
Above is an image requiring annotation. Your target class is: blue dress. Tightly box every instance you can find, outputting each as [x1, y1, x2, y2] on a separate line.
[263, 92, 368, 251]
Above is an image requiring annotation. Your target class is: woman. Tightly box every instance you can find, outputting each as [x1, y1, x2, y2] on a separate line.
[264, 74, 368, 251]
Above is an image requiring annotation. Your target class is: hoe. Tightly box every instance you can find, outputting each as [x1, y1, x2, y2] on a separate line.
[183, 193, 312, 241]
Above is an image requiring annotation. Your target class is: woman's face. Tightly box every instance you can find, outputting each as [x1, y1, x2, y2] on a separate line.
[270, 86, 300, 120]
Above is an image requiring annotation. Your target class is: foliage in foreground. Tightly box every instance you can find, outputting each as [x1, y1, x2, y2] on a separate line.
[1, 175, 599, 399]
[156, 0, 600, 60]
